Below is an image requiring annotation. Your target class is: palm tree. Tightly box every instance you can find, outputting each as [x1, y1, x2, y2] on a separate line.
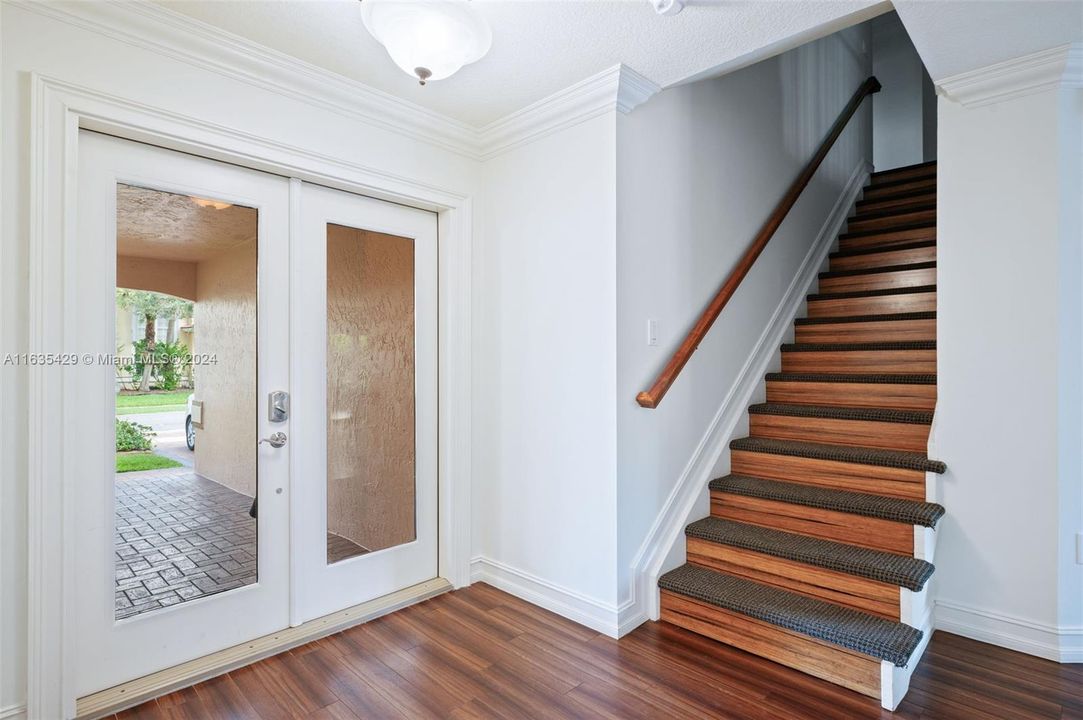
[116, 289, 193, 392]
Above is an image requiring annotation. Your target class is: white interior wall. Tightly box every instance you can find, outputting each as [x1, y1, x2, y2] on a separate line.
[614, 27, 873, 624]
[0, 5, 479, 714]
[871, 12, 932, 171]
[933, 79, 1083, 662]
[473, 112, 620, 623]
[1056, 84, 1083, 647]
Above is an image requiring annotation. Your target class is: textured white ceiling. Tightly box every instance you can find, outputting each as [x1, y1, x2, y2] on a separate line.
[894, 0, 1083, 81]
[154, 0, 886, 127]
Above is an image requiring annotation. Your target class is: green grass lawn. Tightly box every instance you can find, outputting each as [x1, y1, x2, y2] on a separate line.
[116, 452, 183, 473]
[116, 390, 189, 415]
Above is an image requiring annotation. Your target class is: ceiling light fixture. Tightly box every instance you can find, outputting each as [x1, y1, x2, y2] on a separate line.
[360, 0, 491, 86]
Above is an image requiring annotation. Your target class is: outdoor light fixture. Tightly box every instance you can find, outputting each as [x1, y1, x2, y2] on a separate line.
[360, 0, 492, 85]
[190, 197, 233, 210]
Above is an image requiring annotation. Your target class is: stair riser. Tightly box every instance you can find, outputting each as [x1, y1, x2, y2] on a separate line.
[781, 349, 936, 374]
[660, 592, 882, 700]
[795, 319, 936, 344]
[766, 380, 936, 411]
[819, 267, 936, 294]
[686, 538, 901, 620]
[847, 209, 936, 234]
[749, 414, 930, 453]
[830, 245, 936, 271]
[838, 226, 937, 252]
[857, 193, 936, 215]
[710, 492, 916, 555]
[730, 450, 926, 500]
[870, 164, 936, 185]
[806, 291, 936, 317]
[863, 178, 936, 200]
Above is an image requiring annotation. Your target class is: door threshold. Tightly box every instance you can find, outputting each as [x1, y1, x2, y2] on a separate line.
[75, 577, 452, 719]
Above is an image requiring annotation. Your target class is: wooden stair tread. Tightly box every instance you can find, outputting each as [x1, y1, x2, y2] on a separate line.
[748, 402, 932, 425]
[685, 517, 934, 591]
[765, 371, 935, 384]
[870, 161, 936, 182]
[794, 311, 935, 325]
[658, 564, 923, 666]
[858, 187, 935, 205]
[840, 221, 935, 241]
[850, 203, 936, 221]
[862, 179, 936, 200]
[867, 171, 936, 190]
[819, 261, 935, 279]
[729, 436, 946, 473]
[856, 191, 936, 212]
[709, 474, 945, 527]
[808, 284, 936, 302]
[780, 340, 935, 352]
[831, 240, 936, 259]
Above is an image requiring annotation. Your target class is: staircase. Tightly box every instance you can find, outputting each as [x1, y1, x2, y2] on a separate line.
[658, 160, 945, 711]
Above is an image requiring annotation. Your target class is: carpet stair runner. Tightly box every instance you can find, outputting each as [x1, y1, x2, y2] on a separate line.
[658, 161, 946, 710]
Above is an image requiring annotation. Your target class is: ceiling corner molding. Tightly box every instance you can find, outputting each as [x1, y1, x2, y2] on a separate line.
[936, 42, 1083, 108]
[11, 0, 484, 158]
[478, 64, 661, 160]
[615, 66, 663, 114]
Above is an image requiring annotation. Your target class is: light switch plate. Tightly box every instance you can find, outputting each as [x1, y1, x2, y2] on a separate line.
[647, 319, 658, 347]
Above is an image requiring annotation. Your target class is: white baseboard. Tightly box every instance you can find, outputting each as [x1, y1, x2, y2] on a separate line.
[470, 556, 621, 638]
[622, 159, 873, 629]
[934, 600, 1083, 663]
[1, 704, 27, 720]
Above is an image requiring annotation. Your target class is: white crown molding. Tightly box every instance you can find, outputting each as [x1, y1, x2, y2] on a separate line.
[478, 64, 661, 159]
[12, 0, 663, 162]
[937, 42, 1083, 108]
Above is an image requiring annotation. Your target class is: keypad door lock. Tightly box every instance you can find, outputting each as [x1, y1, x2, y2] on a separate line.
[268, 390, 289, 423]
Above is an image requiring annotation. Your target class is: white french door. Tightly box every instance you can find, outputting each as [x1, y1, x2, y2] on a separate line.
[74, 131, 292, 696]
[72, 132, 439, 698]
[291, 182, 438, 623]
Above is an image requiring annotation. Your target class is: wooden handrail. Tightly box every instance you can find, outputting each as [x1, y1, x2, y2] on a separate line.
[636, 76, 881, 409]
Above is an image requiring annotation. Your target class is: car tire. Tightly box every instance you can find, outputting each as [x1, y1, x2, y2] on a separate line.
[186, 415, 196, 451]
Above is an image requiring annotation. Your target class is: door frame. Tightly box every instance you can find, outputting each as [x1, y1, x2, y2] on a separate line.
[26, 73, 473, 720]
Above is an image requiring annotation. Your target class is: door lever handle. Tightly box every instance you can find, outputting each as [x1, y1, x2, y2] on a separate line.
[258, 432, 287, 449]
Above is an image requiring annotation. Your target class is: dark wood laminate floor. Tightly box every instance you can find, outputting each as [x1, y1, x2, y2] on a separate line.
[116, 583, 1083, 720]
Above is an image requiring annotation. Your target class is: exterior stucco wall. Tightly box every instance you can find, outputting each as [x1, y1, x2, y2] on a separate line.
[192, 240, 257, 497]
[326, 226, 416, 553]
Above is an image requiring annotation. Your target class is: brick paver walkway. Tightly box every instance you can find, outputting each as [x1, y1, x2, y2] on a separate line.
[115, 469, 368, 619]
[115, 470, 258, 619]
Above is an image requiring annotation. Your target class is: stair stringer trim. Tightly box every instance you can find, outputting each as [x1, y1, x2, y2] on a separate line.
[624, 160, 873, 630]
[881, 610, 933, 710]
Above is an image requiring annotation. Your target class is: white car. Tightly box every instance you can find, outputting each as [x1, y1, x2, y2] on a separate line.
[185, 394, 196, 451]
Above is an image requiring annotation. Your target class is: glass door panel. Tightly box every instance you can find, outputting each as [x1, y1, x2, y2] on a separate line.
[326, 225, 417, 564]
[114, 184, 259, 619]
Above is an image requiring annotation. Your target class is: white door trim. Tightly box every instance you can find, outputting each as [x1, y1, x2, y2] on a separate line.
[27, 72, 473, 720]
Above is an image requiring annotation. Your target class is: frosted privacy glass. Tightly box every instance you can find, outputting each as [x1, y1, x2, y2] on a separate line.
[326, 224, 416, 563]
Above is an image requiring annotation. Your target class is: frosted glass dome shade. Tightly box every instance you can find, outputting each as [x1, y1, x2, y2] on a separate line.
[361, 0, 492, 85]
